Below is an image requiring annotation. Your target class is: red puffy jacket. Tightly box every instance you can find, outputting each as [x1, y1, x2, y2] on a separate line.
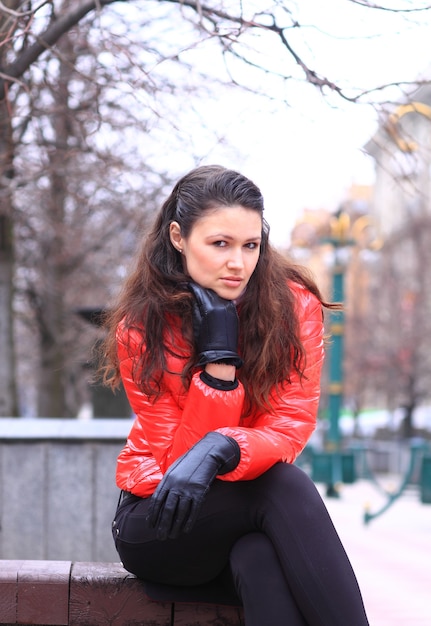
[116, 281, 324, 497]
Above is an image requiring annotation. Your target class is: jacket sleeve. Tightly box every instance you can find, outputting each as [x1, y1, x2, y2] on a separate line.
[117, 324, 244, 475]
[216, 285, 325, 481]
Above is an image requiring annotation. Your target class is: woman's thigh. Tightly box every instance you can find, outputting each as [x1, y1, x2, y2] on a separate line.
[113, 478, 255, 584]
[113, 463, 320, 584]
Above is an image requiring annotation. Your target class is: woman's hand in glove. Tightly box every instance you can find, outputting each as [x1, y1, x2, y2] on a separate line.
[147, 432, 240, 541]
[188, 282, 243, 367]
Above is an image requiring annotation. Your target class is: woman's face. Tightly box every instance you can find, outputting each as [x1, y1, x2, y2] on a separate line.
[170, 205, 262, 300]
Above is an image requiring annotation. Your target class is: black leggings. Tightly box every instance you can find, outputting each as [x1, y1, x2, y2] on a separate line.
[113, 463, 369, 626]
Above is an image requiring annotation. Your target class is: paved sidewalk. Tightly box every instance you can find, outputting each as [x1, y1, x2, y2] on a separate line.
[320, 478, 431, 626]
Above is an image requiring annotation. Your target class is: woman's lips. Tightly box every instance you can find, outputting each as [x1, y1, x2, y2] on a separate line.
[221, 277, 243, 288]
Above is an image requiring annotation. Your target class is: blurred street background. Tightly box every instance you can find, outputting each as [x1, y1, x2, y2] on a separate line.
[322, 478, 431, 626]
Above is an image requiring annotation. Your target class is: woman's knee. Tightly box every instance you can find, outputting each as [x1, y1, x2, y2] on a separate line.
[258, 461, 319, 498]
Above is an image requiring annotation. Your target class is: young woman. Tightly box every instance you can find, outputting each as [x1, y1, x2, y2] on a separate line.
[101, 165, 369, 625]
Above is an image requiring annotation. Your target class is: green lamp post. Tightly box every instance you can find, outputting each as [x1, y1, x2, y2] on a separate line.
[326, 210, 354, 446]
[324, 210, 355, 496]
[292, 209, 381, 496]
[327, 264, 344, 448]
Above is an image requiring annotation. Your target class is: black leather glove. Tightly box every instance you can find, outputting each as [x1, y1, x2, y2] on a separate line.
[147, 432, 240, 541]
[188, 282, 243, 367]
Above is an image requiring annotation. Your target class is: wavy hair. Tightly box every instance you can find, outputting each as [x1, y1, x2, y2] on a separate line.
[100, 165, 333, 416]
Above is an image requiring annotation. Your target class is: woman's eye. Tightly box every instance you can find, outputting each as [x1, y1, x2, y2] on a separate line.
[245, 242, 259, 250]
[213, 240, 227, 247]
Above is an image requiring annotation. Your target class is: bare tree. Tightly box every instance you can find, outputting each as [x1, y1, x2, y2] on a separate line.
[12, 24, 169, 416]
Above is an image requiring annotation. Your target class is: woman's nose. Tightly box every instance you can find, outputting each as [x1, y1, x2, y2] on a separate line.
[227, 248, 244, 269]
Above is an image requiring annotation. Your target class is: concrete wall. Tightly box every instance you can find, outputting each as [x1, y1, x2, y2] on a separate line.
[0, 418, 133, 562]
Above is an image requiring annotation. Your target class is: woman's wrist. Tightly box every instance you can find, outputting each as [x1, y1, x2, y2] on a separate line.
[205, 362, 236, 382]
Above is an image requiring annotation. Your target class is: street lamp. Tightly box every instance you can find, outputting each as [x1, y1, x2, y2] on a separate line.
[319, 210, 356, 496]
[325, 211, 354, 452]
[386, 101, 431, 153]
[291, 208, 382, 496]
[324, 210, 384, 496]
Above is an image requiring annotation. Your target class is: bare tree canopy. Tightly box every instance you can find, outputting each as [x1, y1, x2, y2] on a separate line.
[2, 1, 431, 107]
[2, 0, 431, 418]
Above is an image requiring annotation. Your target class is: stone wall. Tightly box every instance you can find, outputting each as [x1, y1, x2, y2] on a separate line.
[0, 418, 132, 562]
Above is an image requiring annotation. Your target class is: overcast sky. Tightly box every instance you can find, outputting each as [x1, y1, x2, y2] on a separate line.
[108, 1, 431, 248]
[180, 1, 431, 247]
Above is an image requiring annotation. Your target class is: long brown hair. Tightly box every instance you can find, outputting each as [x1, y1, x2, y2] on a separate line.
[100, 165, 332, 416]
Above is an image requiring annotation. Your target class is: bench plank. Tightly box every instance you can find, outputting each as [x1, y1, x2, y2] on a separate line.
[17, 560, 70, 625]
[0, 560, 245, 626]
[173, 602, 244, 625]
[0, 560, 24, 624]
[69, 561, 172, 626]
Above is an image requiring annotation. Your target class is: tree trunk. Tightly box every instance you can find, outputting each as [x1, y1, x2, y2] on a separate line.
[401, 404, 415, 439]
[0, 98, 18, 416]
[36, 36, 74, 418]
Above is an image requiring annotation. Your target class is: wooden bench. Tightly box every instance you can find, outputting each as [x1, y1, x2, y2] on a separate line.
[0, 560, 244, 625]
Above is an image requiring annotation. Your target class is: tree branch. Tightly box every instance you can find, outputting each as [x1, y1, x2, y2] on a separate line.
[0, 0, 125, 101]
[163, 0, 362, 101]
[347, 0, 431, 12]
